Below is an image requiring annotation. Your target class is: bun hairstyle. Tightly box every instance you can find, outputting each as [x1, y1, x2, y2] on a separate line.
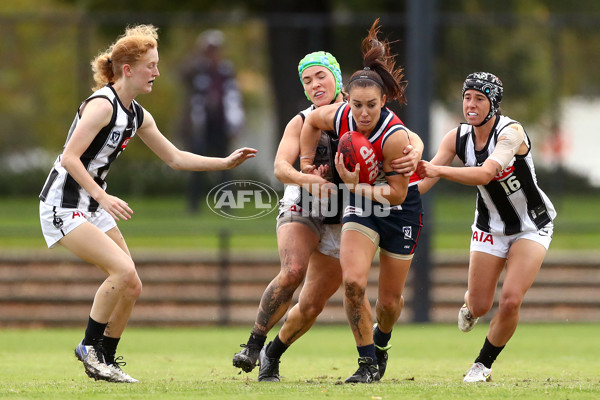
[91, 24, 159, 91]
[346, 19, 407, 105]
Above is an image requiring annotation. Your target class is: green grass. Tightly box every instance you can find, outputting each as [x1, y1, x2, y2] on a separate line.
[0, 194, 598, 254]
[0, 324, 599, 399]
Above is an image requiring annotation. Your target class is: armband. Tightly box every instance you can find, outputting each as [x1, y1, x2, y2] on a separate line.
[488, 126, 525, 170]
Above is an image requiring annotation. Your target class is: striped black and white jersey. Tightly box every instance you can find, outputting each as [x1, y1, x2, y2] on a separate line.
[298, 104, 340, 184]
[456, 115, 556, 236]
[39, 85, 145, 212]
[278, 105, 342, 224]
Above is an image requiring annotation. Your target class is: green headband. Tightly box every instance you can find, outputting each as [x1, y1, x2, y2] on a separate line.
[298, 51, 343, 101]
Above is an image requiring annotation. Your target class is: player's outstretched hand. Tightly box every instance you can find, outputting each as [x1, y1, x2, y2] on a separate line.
[416, 160, 440, 179]
[225, 147, 257, 169]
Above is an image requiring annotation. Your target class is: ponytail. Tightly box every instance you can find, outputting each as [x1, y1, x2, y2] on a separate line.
[346, 19, 407, 105]
[90, 24, 159, 91]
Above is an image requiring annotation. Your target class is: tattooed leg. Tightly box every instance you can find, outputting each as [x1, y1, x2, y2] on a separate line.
[344, 281, 374, 346]
[252, 259, 307, 336]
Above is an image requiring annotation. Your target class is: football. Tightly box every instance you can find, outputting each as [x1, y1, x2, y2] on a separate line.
[337, 131, 379, 185]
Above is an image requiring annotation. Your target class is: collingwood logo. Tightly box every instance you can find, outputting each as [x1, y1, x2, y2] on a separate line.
[108, 130, 121, 149]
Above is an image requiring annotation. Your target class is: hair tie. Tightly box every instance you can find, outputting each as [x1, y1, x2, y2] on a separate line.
[363, 67, 371, 71]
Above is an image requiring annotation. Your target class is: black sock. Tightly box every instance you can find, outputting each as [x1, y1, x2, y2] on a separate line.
[474, 336, 505, 369]
[373, 325, 392, 348]
[357, 344, 377, 364]
[102, 336, 120, 364]
[83, 316, 107, 346]
[265, 334, 289, 359]
[248, 332, 267, 348]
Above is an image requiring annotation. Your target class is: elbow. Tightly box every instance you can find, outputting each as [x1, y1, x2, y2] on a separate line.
[478, 171, 497, 185]
[166, 157, 184, 170]
[475, 162, 501, 185]
[390, 188, 408, 205]
[60, 153, 78, 171]
[397, 192, 408, 205]
[273, 161, 284, 181]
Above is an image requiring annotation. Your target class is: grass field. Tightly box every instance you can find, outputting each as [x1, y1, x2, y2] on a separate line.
[1, 194, 599, 398]
[0, 324, 599, 399]
[1, 194, 599, 254]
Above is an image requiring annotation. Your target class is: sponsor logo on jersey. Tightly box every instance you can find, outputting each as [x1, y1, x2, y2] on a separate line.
[493, 165, 515, 181]
[359, 145, 379, 183]
[121, 137, 132, 149]
[207, 180, 279, 220]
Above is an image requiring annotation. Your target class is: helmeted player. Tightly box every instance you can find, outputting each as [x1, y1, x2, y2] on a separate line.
[417, 71, 556, 382]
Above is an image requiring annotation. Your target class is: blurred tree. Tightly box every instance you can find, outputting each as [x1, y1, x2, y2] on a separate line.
[3, 0, 600, 195]
[57, 0, 337, 140]
[54, 0, 600, 135]
[435, 0, 600, 124]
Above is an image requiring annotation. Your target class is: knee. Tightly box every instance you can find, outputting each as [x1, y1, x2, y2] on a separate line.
[278, 262, 306, 289]
[344, 280, 365, 304]
[129, 273, 143, 299]
[377, 293, 403, 315]
[342, 268, 368, 291]
[298, 299, 326, 321]
[498, 293, 522, 316]
[468, 300, 493, 317]
[117, 261, 142, 299]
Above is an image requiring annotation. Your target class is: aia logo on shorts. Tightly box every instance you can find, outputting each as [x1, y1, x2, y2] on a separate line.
[207, 180, 279, 220]
[472, 231, 494, 244]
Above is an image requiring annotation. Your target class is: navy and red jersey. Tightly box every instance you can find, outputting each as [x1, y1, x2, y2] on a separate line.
[333, 103, 421, 187]
[335, 103, 423, 249]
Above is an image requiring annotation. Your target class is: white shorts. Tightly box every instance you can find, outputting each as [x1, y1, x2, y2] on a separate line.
[470, 222, 554, 258]
[39, 201, 116, 248]
[317, 224, 341, 259]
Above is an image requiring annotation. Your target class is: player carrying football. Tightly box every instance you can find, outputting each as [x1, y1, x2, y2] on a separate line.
[299, 19, 424, 384]
[234, 48, 421, 381]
